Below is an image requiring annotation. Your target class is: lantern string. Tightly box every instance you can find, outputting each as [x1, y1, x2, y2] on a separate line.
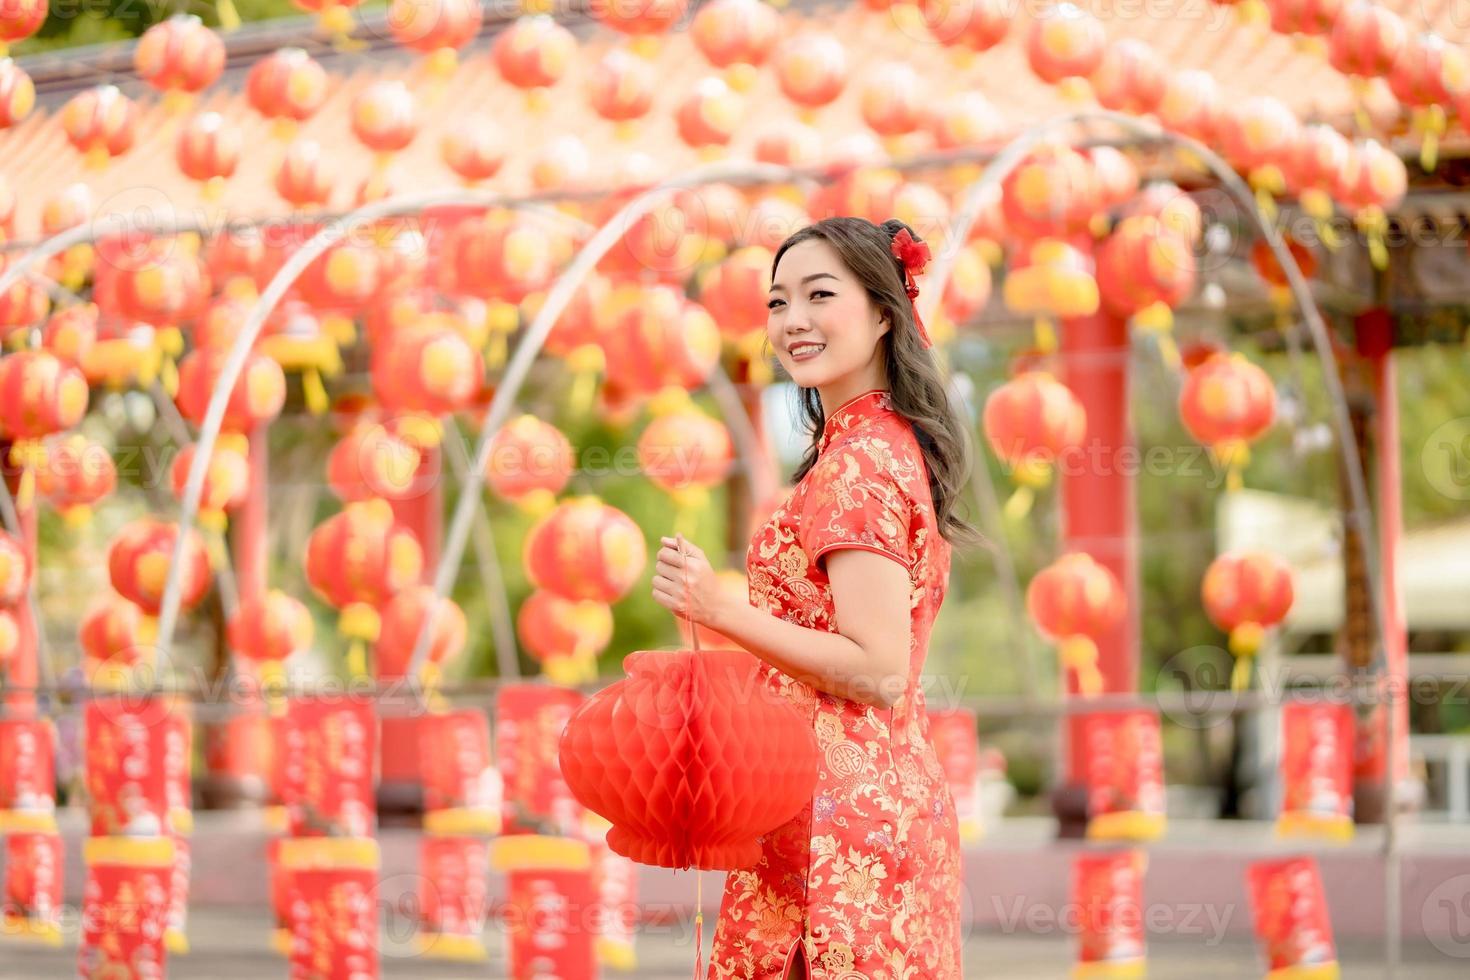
[694, 870, 704, 980]
[678, 534, 700, 654]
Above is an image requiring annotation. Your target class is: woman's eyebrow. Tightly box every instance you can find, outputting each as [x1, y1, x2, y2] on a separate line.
[769, 272, 839, 293]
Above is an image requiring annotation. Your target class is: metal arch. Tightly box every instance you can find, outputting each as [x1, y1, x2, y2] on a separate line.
[921, 109, 1400, 977]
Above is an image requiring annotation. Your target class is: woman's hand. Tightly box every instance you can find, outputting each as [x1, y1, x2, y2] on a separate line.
[650, 534, 728, 629]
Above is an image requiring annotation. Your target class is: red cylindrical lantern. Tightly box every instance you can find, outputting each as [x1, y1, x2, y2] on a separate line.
[0, 718, 54, 821]
[929, 708, 984, 842]
[496, 684, 586, 836]
[492, 837, 597, 977]
[416, 836, 489, 960]
[84, 697, 188, 835]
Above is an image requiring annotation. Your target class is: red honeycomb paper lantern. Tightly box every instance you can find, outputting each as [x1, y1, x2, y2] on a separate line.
[134, 15, 224, 104]
[0, 58, 35, 128]
[524, 497, 647, 603]
[559, 648, 819, 869]
[108, 518, 212, 616]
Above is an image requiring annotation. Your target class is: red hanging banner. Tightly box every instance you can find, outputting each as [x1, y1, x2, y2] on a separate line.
[1072, 849, 1147, 978]
[928, 707, 985, 842]
[491, 835, 597, 980]
[1078, 709, 1166, 842]
[280, 837, 380, 980]
[415, 835, 489, 961]
[77, 837, 176, 979]
[420, 709, 501, 835]
[1277, 701, 1354, 842]
[279, 696, 377, 837]
[495, 684, 584, 836]
[165, 837, 191, 954]
[84, 697, 187, 837]
[0, 717, 55, 829]
[2, 831, 62, 945]
[589, 820, 638, 972]
[1247, 856, 1340, 979]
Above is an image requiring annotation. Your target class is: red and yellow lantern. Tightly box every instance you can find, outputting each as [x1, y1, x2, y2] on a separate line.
[175, 348, 287, 433]
[228, 588, 314, 673]
[0, 58, 34, 128]
[1157, 68, 1221, 143]
[107, 518, 212, 617]
[1001, 143, 1099, 241]
[304, 499, 424, 673]
[327, 422, 422, 502]
[1026, 2, 1105, 97]
[1335, 138, 1407, 271]
[273, 138, 333, 208]
[982, 371, 1085, 518]
[484, 415, 573, 513]
[1096, 214, 1196, 364]
[245, 48, 328, 138]
[35, 433, 115, 526]
[175, 111, 240, 199]
[587, 49, 654, 129]
[860, 61, 924, 140]
[0, 352, 87, 496]
[79, 595, 151, 688]
[1026, 552, 1125, 696]
[1202, 550, 1294, 690]
[441, 124, 504, 184]
[676, 77, 743, 151]
[370, 323, 481, 416]
[517, 589, 614, 686]
[134, 15, 224, 112]
[1089, 38, 1165, 115]
[1218, 96, 1300, 214]
[1178, 352, 1277, 490]
[774, 33, 848, 112]
[753, 120, 822, 166]
[0, 0, 45, 53]
[636, 390, 733, 523]
[493, 16, 575, 111]
[0, 529, 26, 607]
[919, 0, 1008, 58]
[1264, 0, 1340, 35]
[1387, 32, 1467, 173]
[388, 0, 481, 75]
[169, 441, 250, 533]
[1329, 1, 1405, 81]
[1286, 124, 1350, 232]
[691, 0, 778, 90]
[374, 585, 467, 688]
[600, 286, 721, 398]
[0, 256, 48, 332]
[698, 244, 772, 367]
[350, 79, 418, 156]
[1001, 238, 1099, 353]
[589, 0, 687, 37]
[524, 497, 647, 604]
[290, 0, 364, 40]
[61, 85, 137, 169]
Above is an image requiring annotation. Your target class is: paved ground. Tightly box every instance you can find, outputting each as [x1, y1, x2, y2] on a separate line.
[4, 909, 1467, 978]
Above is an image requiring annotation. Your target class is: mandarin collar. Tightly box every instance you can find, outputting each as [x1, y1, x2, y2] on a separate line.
[818, 389, 893, 453]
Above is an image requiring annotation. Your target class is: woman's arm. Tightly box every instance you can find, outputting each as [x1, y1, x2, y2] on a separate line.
[651, 536, 910, 709]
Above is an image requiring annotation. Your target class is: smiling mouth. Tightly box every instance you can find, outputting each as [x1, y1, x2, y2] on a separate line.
[788, 343, 826, 361]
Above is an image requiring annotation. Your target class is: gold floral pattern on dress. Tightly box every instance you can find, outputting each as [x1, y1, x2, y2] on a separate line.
[707, 390, 963, 980]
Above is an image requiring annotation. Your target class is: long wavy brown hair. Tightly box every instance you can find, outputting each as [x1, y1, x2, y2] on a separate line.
[772, 216, 982, 549]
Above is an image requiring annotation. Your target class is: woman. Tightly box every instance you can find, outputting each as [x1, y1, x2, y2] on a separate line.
[651, 216, 979, 980]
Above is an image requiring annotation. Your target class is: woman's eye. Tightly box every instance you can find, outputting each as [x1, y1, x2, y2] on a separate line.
[766, 298, 785, 310]
[810, 290, 833, 300]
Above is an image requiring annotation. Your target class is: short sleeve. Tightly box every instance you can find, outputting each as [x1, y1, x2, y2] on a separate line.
[799, 441, 912, 571]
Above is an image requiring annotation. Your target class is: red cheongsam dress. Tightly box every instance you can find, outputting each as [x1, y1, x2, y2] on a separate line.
[707, 388, 964, 980]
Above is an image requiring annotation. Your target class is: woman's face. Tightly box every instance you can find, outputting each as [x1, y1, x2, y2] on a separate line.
[767, 238, 889, 396]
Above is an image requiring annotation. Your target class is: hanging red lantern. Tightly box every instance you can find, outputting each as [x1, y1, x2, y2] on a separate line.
[175, 111, 240, 197]
[134, 15, 224, 111]
[493, 16, 575, 108]
[387, 0, 481, 75]
[246, 48, 328, 137]
[691, 0, 778, 88]
[860, 61, 924, 139]
[982, 371, 1086, 517]
[1027, 552, 1125, 696]
[79, 595, 151, 682]
[559, 648, 820, 869]
[61, 85, 138, 169]
[1250, 233, 1318, 306]
[205, 230, 266, 294]
[753, 120, 822, 166]
[1001, 143, 1099, 240]
[1088, 39, 1165, 115]
[175, 348, 286, 433]
[529, 134, 592, 193]
[107, 518, 212, 617]
[0, 0, 45, 51]
[374, 585, 467, 685]
[636, 391, 733, 503]
[370, 324, 481, 416]
[741, 194, 810, 250]
[1026, 3, 1105, 89]
[169, 441, 250, 531]
[599, 199, 711, 285]
[0, 529, 26, 607]
[1123, 182, 1202, 247]
[1218, 96, 1300, 207]
[524, 497, 647, 604]
[1202, 551, 1294, 689]
[1086, 146, 1139, 213]
[1328, 2, 1406, 79]
[296, 241, 380, 313]
[774, 33, 849, 111]
[517, 589, 613, 686]
[1286, 124, 1350, 226]
[327, 423, 422, 502]
[0, 351, 88, 443]
[35, 433, 115, 525]
[290, 0, 363, 38]
[676, 77, 743, 150]
[484, 415, 573, 512]
[228, 589, 314, 669]
[1264, 0, 1340, 36]
[274, 138, 333, 208]
[1334, 138, 1406, 271]
[304, 499, 424, 672]
[0, 58, 33, 128]
[349, 80, 418, 155]
[1157, 69, 1221, 143]
[587, 49, 655, 127]
[108, 238, 211, 329]
[938, 241, 993, 331]
[926, 91, 1005, 151]
[447, 211, 557, 304]
[1096, 214, 1196, 317]
[589, 0, 687, 36]
[1001, 238, 1099, 353]
[919, 0, 1008, 55]
[1178, 352, 1277, 490]
[440, 123, 504, 184]
[698, 245, 772, 347]
[0, 256, 48, 330]
[600, 286, 721, 397]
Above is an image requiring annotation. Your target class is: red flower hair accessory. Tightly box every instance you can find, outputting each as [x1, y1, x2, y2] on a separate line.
[889, 227, 933, 349]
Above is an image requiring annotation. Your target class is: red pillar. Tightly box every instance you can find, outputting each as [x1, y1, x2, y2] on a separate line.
[3, 476, 38, 719]
[1058, 309, 1141, 785]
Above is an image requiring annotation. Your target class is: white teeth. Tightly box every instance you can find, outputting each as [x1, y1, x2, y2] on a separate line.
[789, 343, 825, 357]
